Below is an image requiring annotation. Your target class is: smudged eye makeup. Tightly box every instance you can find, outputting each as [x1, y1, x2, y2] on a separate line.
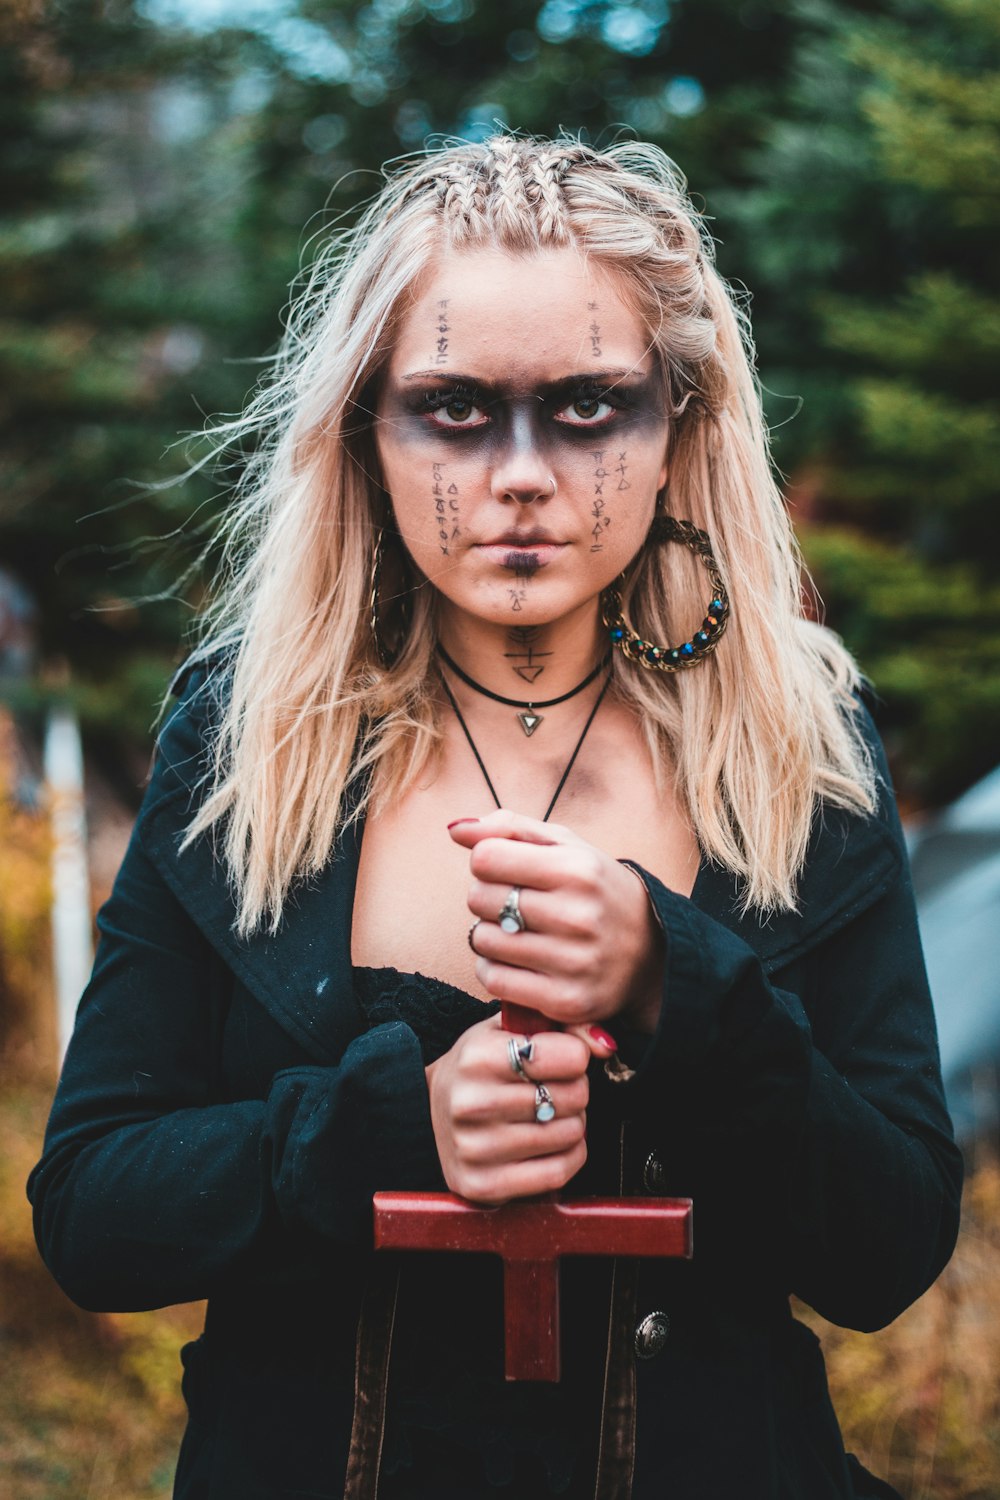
[411, 375, 652, 434]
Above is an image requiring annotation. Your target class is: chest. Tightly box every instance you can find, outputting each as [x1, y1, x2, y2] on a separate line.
[350, 704, 700, 1001]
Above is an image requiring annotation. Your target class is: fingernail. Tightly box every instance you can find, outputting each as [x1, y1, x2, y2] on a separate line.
[588, 1026, 618, 1050]
[447, 818, 480, 830]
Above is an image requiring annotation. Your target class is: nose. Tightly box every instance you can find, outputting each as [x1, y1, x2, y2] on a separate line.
[491, 455, 556, 506]
[490, 414, 555, 505]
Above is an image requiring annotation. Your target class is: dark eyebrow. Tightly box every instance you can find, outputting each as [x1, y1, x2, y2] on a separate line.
[398, 368, 649, 394]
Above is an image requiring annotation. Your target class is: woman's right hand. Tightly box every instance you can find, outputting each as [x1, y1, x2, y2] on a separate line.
[425, 1012, 594, 1204]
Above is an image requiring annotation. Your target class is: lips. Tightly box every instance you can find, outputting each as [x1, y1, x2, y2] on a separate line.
[481, 529, 561, 547]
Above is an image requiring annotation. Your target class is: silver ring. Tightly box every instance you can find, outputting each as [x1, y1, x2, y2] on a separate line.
[545, 475, 556, 497]
[468, 919, 481, 953]
[498, 886, 526, 934]
[534, 1084, 556, 1123]
[507, 1036, 534, 1079]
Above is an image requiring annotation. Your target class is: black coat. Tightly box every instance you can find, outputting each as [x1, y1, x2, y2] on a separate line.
[28, 660, 962, 1500]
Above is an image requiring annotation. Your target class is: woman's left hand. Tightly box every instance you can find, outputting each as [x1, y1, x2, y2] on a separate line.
[449, 809, 665, 1031]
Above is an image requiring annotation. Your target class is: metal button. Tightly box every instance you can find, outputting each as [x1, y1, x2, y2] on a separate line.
[643, 1151, 667, 1194]
[634, 1311, 670, 1360]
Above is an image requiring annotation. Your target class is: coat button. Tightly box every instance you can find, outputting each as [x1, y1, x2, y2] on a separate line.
[634, 1311, 670, 1360]
[642, 1151, 667, 1194]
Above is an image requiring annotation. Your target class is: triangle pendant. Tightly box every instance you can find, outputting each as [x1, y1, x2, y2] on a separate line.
[518, 711, 543, 737]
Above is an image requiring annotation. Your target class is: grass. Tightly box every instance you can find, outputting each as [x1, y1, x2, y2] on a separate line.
[0, 1077, 203, 1499]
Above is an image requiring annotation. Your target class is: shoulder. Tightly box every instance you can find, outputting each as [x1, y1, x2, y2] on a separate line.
[147, 645, 234, 807]
[836, 685, 904, 856]
[703, 690, 907, 973]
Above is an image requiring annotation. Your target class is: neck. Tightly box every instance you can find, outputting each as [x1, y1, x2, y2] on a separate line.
[437, 601, 605, 703]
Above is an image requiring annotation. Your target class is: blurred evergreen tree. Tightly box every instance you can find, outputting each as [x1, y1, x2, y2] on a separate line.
[13, 0, 997, 807]
[0, 0, 808, 780]
[734, 0, 1000, 803]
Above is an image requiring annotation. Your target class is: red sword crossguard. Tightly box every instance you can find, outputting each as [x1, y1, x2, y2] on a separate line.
[373, 1000, 692, 1382]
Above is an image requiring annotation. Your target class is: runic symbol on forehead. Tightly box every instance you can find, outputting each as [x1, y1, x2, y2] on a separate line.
[505, 625, 553, 684]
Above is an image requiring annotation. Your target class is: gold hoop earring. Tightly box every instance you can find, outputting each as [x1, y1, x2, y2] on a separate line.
[370, 526, 414, 668]
[602, 516, 730, 672]
[370, 528, 390, 667]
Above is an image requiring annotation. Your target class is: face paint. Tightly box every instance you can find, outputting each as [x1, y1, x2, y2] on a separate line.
[374, 246, 670, 637]
[432, 461, 449, 555]
[504, 624, 552, 684]
[587, 301, 602, 359]
[434, 298, 450, 367]
[591, 449, 610, 552]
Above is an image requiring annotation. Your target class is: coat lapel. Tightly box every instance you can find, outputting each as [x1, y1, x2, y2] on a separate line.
[690, 799, 903, 974]
[140, 782, 367, 1065]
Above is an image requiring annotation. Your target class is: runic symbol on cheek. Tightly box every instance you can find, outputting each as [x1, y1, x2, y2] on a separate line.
[592, 450, 610, 498]
[432, 461, 449, 552]
[616, 451, 631, 492]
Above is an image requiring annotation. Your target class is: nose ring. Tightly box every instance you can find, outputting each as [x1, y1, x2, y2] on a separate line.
[545, 475, 556, 497]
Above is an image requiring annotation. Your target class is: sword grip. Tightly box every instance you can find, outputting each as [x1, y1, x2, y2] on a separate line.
[500, 1001, 554, 1036]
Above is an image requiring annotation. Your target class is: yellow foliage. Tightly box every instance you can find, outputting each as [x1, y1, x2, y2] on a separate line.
[0, 709, 53, 1072]
[800, 1146, 1000, 1498]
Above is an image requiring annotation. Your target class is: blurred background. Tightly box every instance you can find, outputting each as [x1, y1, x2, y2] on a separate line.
[0, 0, 997, 1495]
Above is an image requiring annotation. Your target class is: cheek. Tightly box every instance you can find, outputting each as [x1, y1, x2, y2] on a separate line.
[566, 439, 659, 561]
[379, 442, 470, 570]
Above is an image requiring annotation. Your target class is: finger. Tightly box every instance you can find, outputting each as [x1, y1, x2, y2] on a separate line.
[475, 958, 591, 1026]
[468, 918, 566, 974]
[465, 1140, 588, 1204]
[459, 1112, 587, 1164]
[498, 1075, 590, 1121]
[448, 808, 579, 852]
[465, 840, 588, 898]
[469, 879, 601, 941]
[566, 1021, 620, 1061]
[493, 1027, 591, 1082]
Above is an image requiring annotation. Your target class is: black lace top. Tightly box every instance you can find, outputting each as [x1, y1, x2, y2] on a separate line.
[353, 967, 612, 1499]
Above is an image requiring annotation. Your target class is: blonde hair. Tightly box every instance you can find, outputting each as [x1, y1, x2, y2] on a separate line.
[179, 134, 875, 937]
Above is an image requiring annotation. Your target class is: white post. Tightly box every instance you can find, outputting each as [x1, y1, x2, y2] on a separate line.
[43, 704, 93, 1062]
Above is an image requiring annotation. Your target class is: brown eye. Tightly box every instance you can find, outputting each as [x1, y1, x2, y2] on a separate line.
[445, 398, 474, 422]
[572, 396, 601, 420]
[557, 392, 615, 425]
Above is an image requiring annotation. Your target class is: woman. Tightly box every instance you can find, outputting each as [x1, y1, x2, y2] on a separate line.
[28, 136, 961, 1499]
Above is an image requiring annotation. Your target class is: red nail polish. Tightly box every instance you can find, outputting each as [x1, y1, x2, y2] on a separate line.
[588, 1026, 618, 1050]
[447, 818, 480, 830]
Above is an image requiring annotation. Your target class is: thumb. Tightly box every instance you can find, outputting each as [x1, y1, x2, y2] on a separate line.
[568, 1021, 620, 1062]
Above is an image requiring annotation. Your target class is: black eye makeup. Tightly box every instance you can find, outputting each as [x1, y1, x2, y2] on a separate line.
[417, 381, 487, 428]
[407, 373, 656, 435]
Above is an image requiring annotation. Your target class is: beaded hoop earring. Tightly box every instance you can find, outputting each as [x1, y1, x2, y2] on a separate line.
[602, 515, 730, 671]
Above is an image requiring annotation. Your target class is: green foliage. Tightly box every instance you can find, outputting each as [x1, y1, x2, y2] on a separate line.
[804, 527, 1000, 798]
[1, 0, 997, 805]
[732, 0, 1000, 802]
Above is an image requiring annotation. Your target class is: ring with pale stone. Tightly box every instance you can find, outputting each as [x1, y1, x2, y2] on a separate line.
[498, 886, 526, 934]
[534, 1084, 556, 1123]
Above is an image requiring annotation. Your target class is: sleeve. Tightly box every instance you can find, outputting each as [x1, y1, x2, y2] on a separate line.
[615, 725, 963, 1334]
[26, 661, 445, 1314]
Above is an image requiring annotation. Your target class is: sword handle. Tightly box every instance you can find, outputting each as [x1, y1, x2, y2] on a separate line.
[500, 1001, 554, 1036]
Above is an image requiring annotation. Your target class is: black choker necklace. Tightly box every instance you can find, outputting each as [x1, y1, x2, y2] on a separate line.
[436, 644, 611, 737]
[440, 671, 612, 821]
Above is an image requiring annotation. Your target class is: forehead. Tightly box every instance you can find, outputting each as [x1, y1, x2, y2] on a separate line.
[385, 245, 653, 376]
